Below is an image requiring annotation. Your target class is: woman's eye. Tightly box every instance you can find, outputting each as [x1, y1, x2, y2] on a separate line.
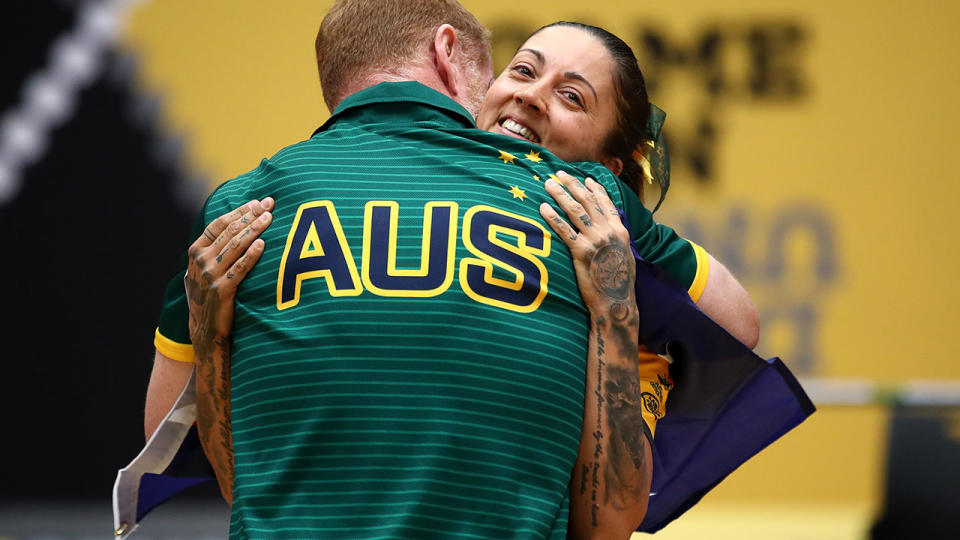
[512, 65, 533, 77]
[564, 91, 583, 106]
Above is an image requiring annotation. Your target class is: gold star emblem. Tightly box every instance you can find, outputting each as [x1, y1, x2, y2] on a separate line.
[533, 175, 540, 181]
[498, 150, 517, 164]
[509, 186, 527, 201]
[524, 151, 543, 163]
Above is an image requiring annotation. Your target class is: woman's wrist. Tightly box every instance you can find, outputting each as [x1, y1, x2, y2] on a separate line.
[589, 303, 639, 328]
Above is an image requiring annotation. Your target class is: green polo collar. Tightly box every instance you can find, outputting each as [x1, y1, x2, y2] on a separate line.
[315, 81, 477, 135]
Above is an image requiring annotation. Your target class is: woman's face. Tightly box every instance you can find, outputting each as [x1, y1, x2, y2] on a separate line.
[475, 26, 622, 172]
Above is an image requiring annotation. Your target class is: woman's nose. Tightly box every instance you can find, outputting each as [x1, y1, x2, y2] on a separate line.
[515, 84, 547, 112]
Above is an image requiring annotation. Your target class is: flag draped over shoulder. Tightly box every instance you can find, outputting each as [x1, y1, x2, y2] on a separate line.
[113, 228, 815, 536]
[624, 226, 815, 533]
[112, 371, 213, 539]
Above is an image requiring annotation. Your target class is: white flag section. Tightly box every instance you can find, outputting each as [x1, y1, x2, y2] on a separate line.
[112, 369, 197, 538]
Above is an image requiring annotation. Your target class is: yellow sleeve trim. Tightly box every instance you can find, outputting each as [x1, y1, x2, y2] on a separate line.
[686, 240, 710, 303]
[154, 328, 195, 363]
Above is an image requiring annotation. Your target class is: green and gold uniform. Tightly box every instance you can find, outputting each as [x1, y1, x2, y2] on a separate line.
[155, 82, 708, 538]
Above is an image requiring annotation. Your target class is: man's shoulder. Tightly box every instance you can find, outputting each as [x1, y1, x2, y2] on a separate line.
[567, 160, 628, 208]
[569, 160, 618, 183]
[209, 135, 324, 196]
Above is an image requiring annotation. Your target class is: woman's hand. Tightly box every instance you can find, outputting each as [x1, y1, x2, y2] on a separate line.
[184, 196, 274, 505]
[539, 172, 637, 323]
[185, 197, 274, 345]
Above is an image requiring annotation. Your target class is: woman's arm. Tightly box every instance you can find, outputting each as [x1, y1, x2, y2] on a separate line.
[541, 172, 651, 539]
[696, 253, 759, 348]
[182, 197, 274, 505]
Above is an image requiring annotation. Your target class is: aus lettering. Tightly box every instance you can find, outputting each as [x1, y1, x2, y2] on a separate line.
[277, 201, 551, 313]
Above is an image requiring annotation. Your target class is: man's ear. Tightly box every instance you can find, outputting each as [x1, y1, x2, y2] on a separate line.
[433, 24, 461, 98]
[602, 156, 624, 177]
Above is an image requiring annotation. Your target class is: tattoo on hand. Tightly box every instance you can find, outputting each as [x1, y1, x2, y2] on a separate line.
[552, 215, 578, 242]
[579, 214, 593, 228]
[591, 243, 632, 300]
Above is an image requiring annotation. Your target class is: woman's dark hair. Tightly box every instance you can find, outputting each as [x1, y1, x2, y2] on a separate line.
[532, 22, 654, 201]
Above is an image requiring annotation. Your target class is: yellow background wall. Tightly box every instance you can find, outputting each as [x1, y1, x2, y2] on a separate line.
[120, 1, 960, 536]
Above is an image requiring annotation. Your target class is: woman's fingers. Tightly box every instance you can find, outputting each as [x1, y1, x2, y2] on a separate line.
[585, 178, 620, 220]
[187, 198, 274, 280]
[201, 200, 260, 248]
[540, 202, 581, 246]
[215, 210, 273, 272]
[544, 178, 596, 237]
[585, 178, 633, 247]
[210, 201, 269, 257]
[544, 172, 619, 244]
[222, 239, 266, 295]
[553, 171, 606, 228]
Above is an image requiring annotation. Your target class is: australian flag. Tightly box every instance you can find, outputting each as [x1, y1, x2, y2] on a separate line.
[625, 228, 816, 532]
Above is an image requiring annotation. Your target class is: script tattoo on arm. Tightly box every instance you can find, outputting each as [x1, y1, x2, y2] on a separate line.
[590, 238, 648, 523]
[186, 253, 234, 503]
[589, 316, 607, 527]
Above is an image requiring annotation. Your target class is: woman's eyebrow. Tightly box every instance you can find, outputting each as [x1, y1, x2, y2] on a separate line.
[516, 48, 598, 101]
[564, 72, 597, 101]
[517, 48, 545, 62]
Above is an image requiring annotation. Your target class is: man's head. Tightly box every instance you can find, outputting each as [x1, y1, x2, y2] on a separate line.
[316, 0, 493, 116]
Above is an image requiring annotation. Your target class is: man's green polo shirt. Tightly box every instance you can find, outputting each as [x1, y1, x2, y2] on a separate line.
[154, 82, 706, 539]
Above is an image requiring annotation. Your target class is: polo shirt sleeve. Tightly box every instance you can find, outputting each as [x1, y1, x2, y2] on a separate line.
[615, 177, 710, 303]
[154, 260, 193, 362]
[153, 201, 209, 363]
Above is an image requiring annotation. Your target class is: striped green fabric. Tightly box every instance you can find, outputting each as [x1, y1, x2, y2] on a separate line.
[167, 82, 699, 538]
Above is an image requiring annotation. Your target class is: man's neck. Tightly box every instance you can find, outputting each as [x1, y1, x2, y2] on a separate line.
[329, 66, 454, 112]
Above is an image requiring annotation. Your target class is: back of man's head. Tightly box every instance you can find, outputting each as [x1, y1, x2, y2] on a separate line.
[316, 0, 492, 110]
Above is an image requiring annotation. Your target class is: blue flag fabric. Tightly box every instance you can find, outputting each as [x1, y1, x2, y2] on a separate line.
[621, 220, 815, 532]
[118, 224, 815, 534]
[135, 428, 211, 522]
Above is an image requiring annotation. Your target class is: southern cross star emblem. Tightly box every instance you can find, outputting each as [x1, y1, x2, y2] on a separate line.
[509, 186, 527, 201]
[498, 150, 517, 164]
[524, 151, 543, 163]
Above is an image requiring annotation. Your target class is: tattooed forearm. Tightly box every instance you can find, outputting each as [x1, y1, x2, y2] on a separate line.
[563, 200, 651, 534]
[195, 311, 234, 500]
[187, 252, 234, 503]
[602, 363, 647, 509]
[574, 237, 649, 533]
